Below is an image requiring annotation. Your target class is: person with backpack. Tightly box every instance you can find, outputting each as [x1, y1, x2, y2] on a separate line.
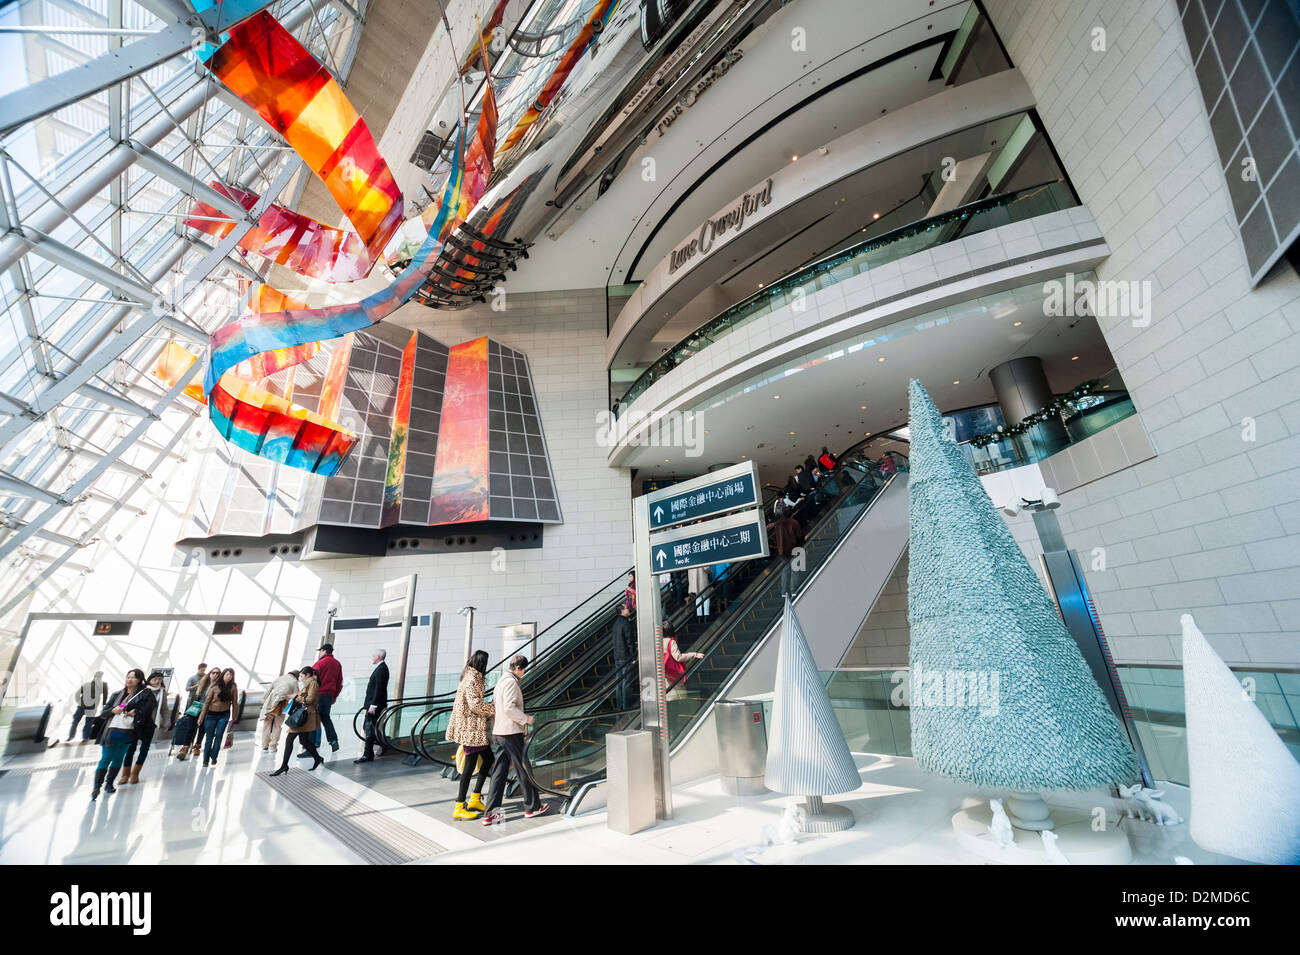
[194, 667, 239, 767]
[90, 669, 151, 800]
[445, 650, 495, 820]
[118, 671, 164, 785]
[68, 670, 106, 742]
[270, 665, 323, 775]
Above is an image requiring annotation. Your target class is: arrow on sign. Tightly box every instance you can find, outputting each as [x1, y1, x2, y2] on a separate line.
[653, 505, 664, 522]
[655, 549, 666, 568]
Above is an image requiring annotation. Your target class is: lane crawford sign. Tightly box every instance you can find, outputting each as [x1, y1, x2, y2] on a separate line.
[668, 178, 773, 274]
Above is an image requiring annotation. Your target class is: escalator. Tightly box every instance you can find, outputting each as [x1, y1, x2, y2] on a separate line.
[400, 454, 910, 811]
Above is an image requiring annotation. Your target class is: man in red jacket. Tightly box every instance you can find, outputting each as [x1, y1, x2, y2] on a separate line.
[303, 642, 343, 756]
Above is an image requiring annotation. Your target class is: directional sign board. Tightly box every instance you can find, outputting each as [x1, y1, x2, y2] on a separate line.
[649, 508, 769, 573]
[646, 460, 760, 530]
[378, 575, 415, 627]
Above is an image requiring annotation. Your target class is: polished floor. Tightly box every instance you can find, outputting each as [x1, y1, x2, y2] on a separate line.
[0, 735, 1244, 865]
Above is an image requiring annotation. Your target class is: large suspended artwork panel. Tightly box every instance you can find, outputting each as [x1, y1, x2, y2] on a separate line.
[196, 12, 501, 478]
[178, 331, 562, 546]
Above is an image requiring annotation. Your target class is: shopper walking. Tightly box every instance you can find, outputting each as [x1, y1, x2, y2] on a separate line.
[90, 669, 150, 800]
[611, 603, 636, 710]
[304, 642, 342, 756]
[355, 649, 390, 763]
[184, 663, 208, 705]
[270, 666, 323, 775]
[481, 655, 547, 824]
[195, 667, 238, 767]
[259, 669, 300, 753]
[119, 671, 164, 784]
[445, 650, 496, 820]
[68, 670, 107, 741]
[175, 668, 212, 760]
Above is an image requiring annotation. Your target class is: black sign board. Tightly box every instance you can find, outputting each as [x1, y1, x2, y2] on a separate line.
[93, 621, 131, 636]
[213, 621, 244, 635]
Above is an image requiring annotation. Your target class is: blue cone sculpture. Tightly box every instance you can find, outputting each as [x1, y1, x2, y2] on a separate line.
[906, 379, 1138, 790]
[765, 596, 861, 795]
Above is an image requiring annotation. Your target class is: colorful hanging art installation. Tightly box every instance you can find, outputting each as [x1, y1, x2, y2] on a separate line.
[184, 182, 374, 282]
[496, 0, 619, 158]
[200, 10, 500, 477]
[428, 337, 491, 524]
[381, 330, 419, 526]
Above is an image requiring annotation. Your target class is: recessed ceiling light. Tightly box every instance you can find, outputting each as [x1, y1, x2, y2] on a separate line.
[664, 458, 670, 463]
[791, 154, 798, 161]
[1103, 384, 1110, 389]
[877, 356, 886, 363]
[758, 283, 764, 288]
[953, 380, 960, 385]
[860, 405, 867, 410]
[872, 212, 880, 220]
[789, 431, 796, 435]
[1071, 355, 1079, 360]
[773, 394, 780, 399]
[1013, 321, 1023, 327]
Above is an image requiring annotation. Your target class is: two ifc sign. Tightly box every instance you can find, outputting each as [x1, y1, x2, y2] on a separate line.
[668, 179, 773, 274]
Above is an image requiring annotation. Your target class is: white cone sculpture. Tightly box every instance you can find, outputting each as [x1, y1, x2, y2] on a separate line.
[1183, 613, 1300, 864]
[765, 596, 861, 831]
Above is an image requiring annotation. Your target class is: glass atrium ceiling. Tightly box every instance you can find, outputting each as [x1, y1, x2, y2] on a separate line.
[0, 0, 366, 613]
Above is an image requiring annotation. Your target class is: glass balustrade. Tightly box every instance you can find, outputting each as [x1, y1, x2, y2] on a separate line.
[616, 180, 1075, 411]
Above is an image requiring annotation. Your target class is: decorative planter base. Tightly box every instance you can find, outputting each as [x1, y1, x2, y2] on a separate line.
[801, 795, 855, 832]
[952, 803, 1133, 865]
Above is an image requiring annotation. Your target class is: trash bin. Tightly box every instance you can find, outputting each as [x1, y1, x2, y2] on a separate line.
[715, 700, 767, 795]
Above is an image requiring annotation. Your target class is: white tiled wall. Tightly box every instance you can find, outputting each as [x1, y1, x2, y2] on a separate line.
[985, 0, 1300, 667]
[13, 290, 632, 695]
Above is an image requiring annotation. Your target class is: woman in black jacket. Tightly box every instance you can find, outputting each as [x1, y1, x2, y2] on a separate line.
[118, 671, 163, 786]
[91, 669, 150, 800]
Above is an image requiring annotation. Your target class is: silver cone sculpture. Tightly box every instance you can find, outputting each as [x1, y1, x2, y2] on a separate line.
[765, 596, 860, 831]
[1183, 613, 1300, 864]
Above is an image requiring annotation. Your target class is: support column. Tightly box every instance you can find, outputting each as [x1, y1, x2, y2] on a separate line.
[989, 356, 1069, 446]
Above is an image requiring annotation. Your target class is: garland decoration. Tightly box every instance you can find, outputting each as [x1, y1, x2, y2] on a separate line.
[968, 380, 1102, 448]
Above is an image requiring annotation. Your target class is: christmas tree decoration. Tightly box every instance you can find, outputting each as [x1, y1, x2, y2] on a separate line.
[906, 379, 1138, 792]
[1183, 614, 1300, 864]
[967, 379, 1101, 448]
[765, 596, 860, 831]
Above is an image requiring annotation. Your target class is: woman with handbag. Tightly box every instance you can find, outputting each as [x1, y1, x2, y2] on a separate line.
[117, 670, 163, 785]
[194, 667, 239, 768]
[175, 669, 212, 760]
[90, 669, 149, 800]
[445, 650, 496, 821]
[663, 621, 703, 703]
[270, 665, 323, 775]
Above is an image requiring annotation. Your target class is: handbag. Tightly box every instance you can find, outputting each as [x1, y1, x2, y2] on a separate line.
[284, 698, 308, 729]
[454, 744, 483, 776]
[223, 729, 234, 749]
[664, 644, 686, 683]
[184, 698, 203, 718]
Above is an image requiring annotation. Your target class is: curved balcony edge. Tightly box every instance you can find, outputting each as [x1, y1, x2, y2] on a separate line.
[603, 205, 1109, 468]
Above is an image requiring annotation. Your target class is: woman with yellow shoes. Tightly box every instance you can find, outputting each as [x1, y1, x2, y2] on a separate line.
[446, 650, 496, 820]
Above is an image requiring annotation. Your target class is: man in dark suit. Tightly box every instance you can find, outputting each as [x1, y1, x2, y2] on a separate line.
[355, 649, 390, 763]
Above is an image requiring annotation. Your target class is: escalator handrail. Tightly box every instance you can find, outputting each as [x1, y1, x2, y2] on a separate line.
[351, 569, 633, 743]
[523, 470, 900, 807]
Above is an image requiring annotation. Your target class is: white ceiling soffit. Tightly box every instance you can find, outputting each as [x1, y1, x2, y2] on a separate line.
[618, 282, 1119, 484]
[500, 0, 977, 294]
[605, 67, 1036, 368]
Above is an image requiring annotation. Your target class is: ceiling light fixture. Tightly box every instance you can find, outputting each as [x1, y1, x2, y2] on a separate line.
[872, 212, 880, 220]
[877, 356, 886, 363]
[1071, 355, 1079, 361]
[791, 154, 798, 161]
[773, 394, 780, 399]
[1013, 321, 1023, 327]
[953, 380, 960, 385]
